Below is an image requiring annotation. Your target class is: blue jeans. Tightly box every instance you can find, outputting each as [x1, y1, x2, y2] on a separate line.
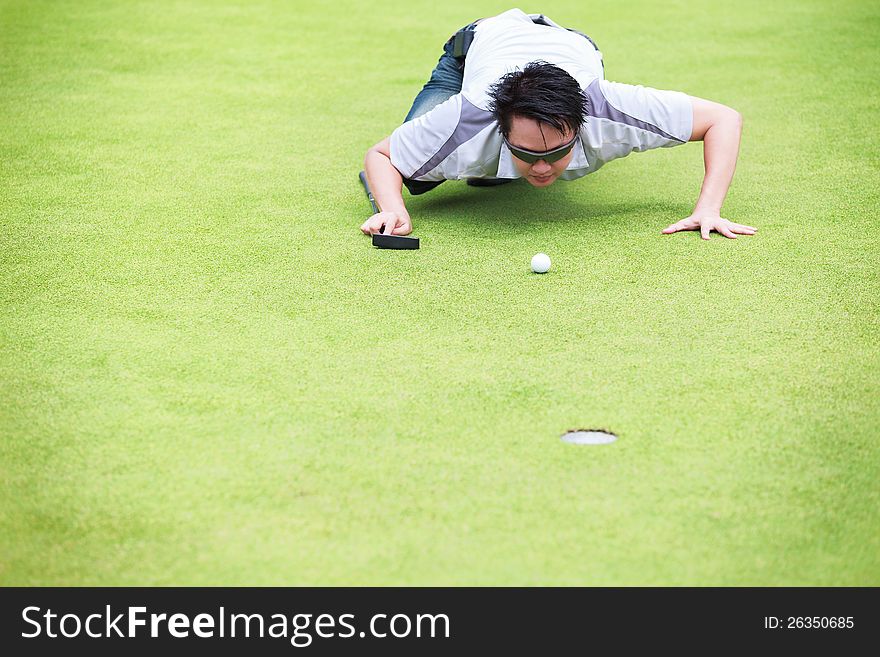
[404, 25, 474, 123]
[401, 23, 476, 195]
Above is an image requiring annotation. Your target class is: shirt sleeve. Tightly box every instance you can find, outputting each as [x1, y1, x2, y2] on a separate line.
[584, 79, 693, 160]
[389, 95, 463, 182]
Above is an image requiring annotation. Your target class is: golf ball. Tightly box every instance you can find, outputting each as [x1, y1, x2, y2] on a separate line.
[531, 253, 551, 273]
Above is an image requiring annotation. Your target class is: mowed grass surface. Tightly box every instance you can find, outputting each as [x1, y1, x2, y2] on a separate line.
[1, 0, 878, 585]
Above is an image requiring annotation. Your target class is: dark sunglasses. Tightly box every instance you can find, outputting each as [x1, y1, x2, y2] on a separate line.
[503, 134, 579, 164]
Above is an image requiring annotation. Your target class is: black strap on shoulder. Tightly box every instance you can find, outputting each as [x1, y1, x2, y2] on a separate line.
[531, 14, 551, 27]
[452, 29, 475, 59]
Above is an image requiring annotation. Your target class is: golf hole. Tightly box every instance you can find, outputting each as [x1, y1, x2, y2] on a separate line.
[561, 429, 618, 445]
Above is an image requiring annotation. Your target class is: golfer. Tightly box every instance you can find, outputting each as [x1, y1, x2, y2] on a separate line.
[360, 9, 756, 241]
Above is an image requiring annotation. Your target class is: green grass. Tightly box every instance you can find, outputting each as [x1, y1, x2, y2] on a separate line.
[1, 0, 878, 585]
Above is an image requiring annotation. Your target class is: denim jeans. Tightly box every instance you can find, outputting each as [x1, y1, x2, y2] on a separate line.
[400, 23, 476, 195]
[403, 24, 475, 123]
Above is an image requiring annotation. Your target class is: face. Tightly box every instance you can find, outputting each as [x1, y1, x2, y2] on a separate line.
[506, 116, 577, 187]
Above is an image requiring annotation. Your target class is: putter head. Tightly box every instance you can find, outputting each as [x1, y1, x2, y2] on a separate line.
[372, 232, 419, 249]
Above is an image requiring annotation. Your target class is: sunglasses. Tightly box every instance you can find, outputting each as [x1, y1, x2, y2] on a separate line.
[503, 134, 579, 164]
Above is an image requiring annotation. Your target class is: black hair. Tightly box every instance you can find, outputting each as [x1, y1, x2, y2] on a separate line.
[487, 61, 587, 140]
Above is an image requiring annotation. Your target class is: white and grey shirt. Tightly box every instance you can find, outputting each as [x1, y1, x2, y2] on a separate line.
[390, 8, 694, 183]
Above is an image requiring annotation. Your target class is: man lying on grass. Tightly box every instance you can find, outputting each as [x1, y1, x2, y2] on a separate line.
[361, 9, 756, 241]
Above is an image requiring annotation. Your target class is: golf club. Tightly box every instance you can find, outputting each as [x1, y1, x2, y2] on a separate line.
[359, 170, 419, 249]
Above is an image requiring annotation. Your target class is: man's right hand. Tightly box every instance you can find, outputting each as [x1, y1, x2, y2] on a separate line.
[360, 211, 412, 236]
[362, 137, 413, 236]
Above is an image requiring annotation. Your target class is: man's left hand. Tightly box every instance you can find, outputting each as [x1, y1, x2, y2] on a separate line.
[662, 213, 757, 240]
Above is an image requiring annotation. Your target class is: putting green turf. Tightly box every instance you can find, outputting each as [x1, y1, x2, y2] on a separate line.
[2, 0, 878, 585]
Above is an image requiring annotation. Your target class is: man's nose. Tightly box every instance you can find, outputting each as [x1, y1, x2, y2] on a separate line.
[531, 159, 552, 173]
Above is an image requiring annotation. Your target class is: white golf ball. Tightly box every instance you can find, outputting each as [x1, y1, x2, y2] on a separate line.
[531, 253, 551, 273]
